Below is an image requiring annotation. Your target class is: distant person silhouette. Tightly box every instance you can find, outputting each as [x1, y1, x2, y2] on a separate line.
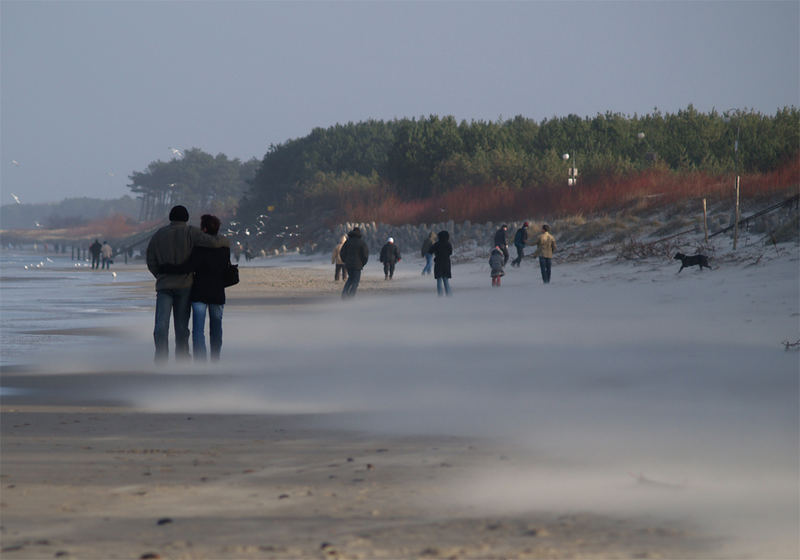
[332, 234, 348, 281]
[101, 241, 113, 269]
[429, 230, 453, 296]
[339, 227, 368, 299]
[534, 224, 557, 284]
[379, 237, 401, 279]
[89, 239, 102, 270]
[421, 232, 436, 275]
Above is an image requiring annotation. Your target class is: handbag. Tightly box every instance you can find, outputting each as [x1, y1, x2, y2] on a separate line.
[223, 263, 239, 287]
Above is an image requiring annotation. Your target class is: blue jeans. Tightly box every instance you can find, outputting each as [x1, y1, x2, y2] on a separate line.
[154, 288, 191, 362]
[342, 267, 361, 298]
[436, 277, 451, 296]
[192, 302, 224, 361]
[539, 257, 552, 284]
[422, 253, 433, 275]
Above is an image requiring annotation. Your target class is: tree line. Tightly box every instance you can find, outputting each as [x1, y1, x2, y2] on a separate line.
[128, 148, 258, 221]
[125, 106, 798, 225]
[238, 106, 798, 223]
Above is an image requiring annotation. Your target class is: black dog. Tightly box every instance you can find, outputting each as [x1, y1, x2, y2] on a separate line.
[674, 252, 711, 272]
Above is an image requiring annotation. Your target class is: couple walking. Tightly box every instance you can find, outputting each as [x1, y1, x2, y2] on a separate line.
[146, 205, 231, 363]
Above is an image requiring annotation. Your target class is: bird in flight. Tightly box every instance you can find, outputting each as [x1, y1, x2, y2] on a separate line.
[168, 147, 184, 158]
[10, 193, 21, 204]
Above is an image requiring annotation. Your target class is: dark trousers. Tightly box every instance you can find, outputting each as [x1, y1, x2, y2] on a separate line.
[342, 267, 361, 298]
[91, 255, 100, 269]
[538, 257, 552, 284]
[383, 261, 396, 278]
[500, 245, 509, 265]
[334, 264, 347, 281]
[512, 244, 525, 266]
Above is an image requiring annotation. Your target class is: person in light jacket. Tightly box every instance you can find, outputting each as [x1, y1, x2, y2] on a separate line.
[331, 235, 348, 281]
[101, 241, 113, 269]
[533, 224, 557, 284]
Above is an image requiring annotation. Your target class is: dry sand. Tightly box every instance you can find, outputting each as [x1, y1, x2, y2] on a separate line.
[0, 405, 712, 560]
[0, 265, 741, 559]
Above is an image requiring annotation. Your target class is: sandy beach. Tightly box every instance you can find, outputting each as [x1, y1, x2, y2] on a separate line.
[2, 248, 798, 559]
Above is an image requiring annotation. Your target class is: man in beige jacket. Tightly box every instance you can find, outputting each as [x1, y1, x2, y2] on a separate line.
[534, 224, 556, 284]
[332, 234, 348, 281]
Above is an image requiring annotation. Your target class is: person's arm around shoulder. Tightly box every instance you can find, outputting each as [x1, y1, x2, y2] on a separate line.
[190, 225, 230, 248]
[160, 251, 198, 274]
[146, 237, 159, 277]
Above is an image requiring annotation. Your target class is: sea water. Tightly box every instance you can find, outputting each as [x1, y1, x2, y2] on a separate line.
[0, 251, 153, 368]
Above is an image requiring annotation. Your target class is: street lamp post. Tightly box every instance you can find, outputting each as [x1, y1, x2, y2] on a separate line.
[725, 111, 742, 250]
[733, 124, 741, 250]
[563, 152, 578, 186]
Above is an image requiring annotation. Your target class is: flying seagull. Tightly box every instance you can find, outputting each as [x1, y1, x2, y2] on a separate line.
[10, 193, 21, 204]
[11, 160, 20, 166]
[168, 147, 184, 158]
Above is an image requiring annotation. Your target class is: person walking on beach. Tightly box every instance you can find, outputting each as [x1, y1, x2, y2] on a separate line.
[511, 222, 529, 267]
[159, 214, 230, 361]
[490, 245, 505, 287]
[332, 234, 348, 281]
[494, 224, 509, 266]
[89, 239, 102, 270]
[533, 224, 557, 284]
[379, 237, 401, 280]
[429, 230, 453, 296]
[146, 205, 230, 362]
[421, 232, 436, 275]
[340, 227, 369, 299]
[101, 241, 113, 269]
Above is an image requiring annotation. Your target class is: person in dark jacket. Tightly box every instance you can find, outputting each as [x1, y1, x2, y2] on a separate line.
[339, 227, 369, 298]
[89, 239, 102, 270]
[379, 237, 401, 280]
[160, 214, 230, 361]
[511, 222, 529, 267]
[420, 232, 436, 275]
[429, 230, 453, 296]
[146, 205, 229, 363]
[494, 225, 509, 265]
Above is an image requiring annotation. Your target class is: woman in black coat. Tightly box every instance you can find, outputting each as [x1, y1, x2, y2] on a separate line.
[428, 230, 453, 296]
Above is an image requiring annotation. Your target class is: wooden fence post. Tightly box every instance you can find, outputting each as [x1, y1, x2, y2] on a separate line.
[733, 177, 740, 250]
[702, 198, 708, 243]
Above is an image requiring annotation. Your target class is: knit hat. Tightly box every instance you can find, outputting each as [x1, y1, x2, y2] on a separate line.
[388, 237, 394, 243]
[168, 205, 189, 222]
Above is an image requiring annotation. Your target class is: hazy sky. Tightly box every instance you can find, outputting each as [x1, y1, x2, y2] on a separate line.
[1, 1, 798, 205]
